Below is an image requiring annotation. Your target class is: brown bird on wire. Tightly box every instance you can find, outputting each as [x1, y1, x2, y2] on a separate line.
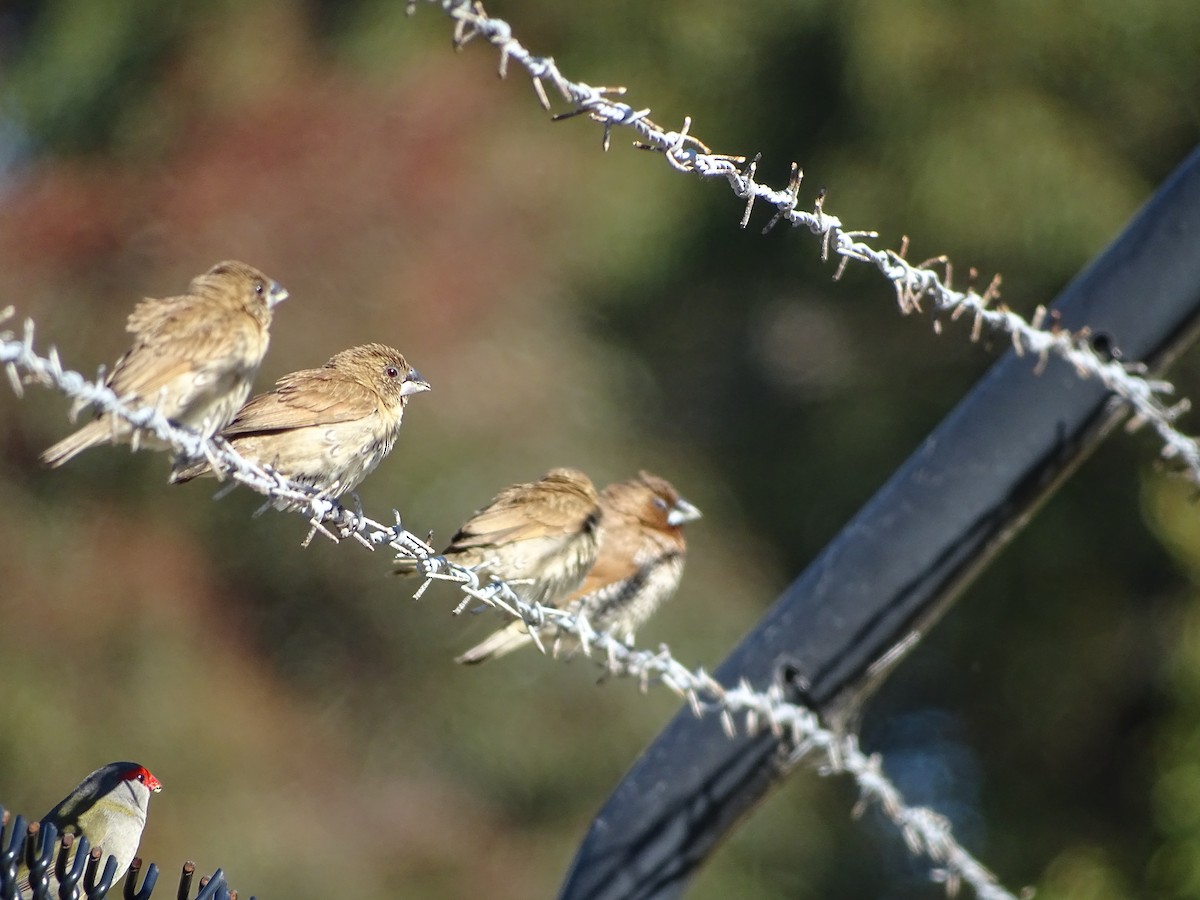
[41, 260, 287, 467]
[456, 471, 700, 664]
[395, 467, 602, 612]
[171, 343, 429, 505]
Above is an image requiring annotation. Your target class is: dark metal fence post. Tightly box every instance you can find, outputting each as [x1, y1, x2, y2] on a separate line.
[560, 145, 1200, 899]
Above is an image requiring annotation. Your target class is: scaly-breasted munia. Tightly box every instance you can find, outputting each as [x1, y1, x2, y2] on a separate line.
[42, 261, 286, 467]
[396, 467, 602, 610]
[456, 471, 699, 664]
[171, 343, 429, 502]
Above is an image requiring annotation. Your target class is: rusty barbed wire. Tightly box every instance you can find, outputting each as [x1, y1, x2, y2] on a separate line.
[1, 309, 1021, 898]
[413, 0, 1200, 487]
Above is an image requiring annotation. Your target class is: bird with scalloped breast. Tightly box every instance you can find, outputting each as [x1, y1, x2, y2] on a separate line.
[396, 468, 602, 612]
[171, 343, 429, 505]
[42, 261, 286, 467]
[456, 471, 700, 664]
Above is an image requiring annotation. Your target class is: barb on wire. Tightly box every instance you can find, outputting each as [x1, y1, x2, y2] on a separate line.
[1, 311, 1020, 899]
[412, 0, 1200, 488]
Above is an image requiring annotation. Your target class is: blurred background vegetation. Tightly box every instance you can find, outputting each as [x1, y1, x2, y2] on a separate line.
[1, 1, 1199, 897]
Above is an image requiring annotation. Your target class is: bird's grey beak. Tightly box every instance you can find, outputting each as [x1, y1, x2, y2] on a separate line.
[668, 498, 702, 526]
[267, 281, 289, 308]
[400, 369, 431, 397]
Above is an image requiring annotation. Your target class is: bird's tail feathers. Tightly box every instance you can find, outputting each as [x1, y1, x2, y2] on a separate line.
[168, 458, 207, 484]
[455, 620, 536, 665]
[392, 557, 423, 577]
[41, 420, 112, 468]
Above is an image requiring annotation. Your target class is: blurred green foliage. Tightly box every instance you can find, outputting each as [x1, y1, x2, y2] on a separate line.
[1, 1, 1199, 898]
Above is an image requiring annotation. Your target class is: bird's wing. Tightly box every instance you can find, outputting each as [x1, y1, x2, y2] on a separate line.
[106, 350, 203, 400]
[110, 296, 252, 398]
[125, 293, 192, 337]
[221, 368, 377, 435]
[447, 508, 558, 551]
[448, 491, 590, 552]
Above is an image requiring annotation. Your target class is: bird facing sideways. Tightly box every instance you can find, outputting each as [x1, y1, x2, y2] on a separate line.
[41, 260, 287, 467]
[171, 343, 429, 503]
[456, 471, 700, 664]
[395, 467, 602, 610]
[16, 762, 162, 894]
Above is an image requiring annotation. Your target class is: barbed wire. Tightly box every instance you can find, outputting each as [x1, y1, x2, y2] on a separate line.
[0, 308, 1021, 898]
[413, 0, 1200, 486]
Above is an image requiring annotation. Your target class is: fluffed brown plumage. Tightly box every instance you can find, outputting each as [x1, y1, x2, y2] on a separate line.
[395, 468, 602, 610]
[41, 261, 287, 467]
[171, 343, 429, 503]
[456, 471, 700, 664]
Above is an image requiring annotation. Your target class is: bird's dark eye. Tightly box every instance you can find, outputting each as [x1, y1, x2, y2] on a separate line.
[385, 366, 400, 379]
[136, 772, 145, 783]
[254, 280, 265, 295]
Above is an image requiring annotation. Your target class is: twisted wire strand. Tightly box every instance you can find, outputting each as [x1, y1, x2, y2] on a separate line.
[1, 308, 1018, 898]
[416, 0, 1198, 484]
[3, 5, 1169, 895]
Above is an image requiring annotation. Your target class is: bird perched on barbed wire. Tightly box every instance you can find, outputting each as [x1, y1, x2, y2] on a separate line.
[16, 762, 162, 895]
[395, 467, 602, 610]
[456, 471, 700, 664]
[41, 261, 287, 467]
[171, 343, 429, 505]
